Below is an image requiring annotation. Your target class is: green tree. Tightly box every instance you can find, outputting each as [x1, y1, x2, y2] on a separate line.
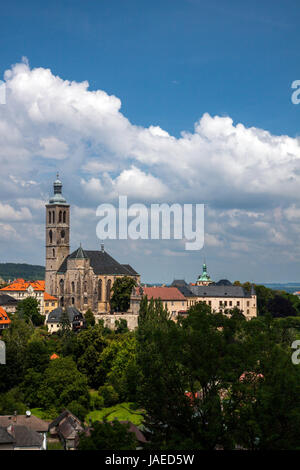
[37, 356, 90, 411]
[77, 419, 137, 450]
[16, 297, 44, 326]
[0, 317, 33, 393]
[85, 309, 96, 327]
[110, 277, 137, 312]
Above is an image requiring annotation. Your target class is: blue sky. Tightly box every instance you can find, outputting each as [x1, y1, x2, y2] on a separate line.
[0, 0, 300, 284]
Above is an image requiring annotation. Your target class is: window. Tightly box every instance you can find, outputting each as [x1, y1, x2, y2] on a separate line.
[219, 301, 222, 306]
[98, 279, 102, 301]
[84, 281, 87, 292]
[71, 281, 75, 293]
[106, 279, 112, 301]
[63, 211, 66, 223]
[61, 229, 65, 239]
[59, 211, 62, 223]
[229, 301, 232, 306]
[48, 212, 51, 224]
[52, 211, 55, 223]
[237, 301, 240, 307]
[53, 249, 55, 257]
[247, 301, 250, 307]
[247, 309, 250, 315]
[59, 279, 64, 295]
[84, 297, 88, 304]
[72, 297, 75, 305]
[49, 230, 53, 244]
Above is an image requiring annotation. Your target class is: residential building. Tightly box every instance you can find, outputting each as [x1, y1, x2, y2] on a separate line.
[46, 306, 85, 333]
[0, 293, 19, 314]
[0, 413, 48, 450]
[0, 306, 11, 330]
[44, 292, 58, 318]
[143, 286, 188, 320]
[0, 279, 45, 315]
[48, 409, 83, 450]
[174, 279, 257, 319]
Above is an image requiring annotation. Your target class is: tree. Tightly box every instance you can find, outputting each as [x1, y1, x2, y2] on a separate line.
[267, 294, 297, 318]
[136, 299, 300, 450]
[114, 318, 128, 334]
[110, 277, 137, 313]
[16, 297, 44, 326]
[85, 309, 96, 327]
[37, 356, 90, 411]
[0, 317, 34, 393]
[77, 419, 137, 450]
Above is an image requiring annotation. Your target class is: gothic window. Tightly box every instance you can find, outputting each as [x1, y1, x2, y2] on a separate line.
[53, 249, 55, 257]
[59, 279, 64, 295]
[59, 211, 62, 223]
[49, 230, 53, 244]
[48, 212, 51, 224]
[53, 211, 55, 223]
[61, 229, 65, 239]
[71, 281, 75, 293]
[98, 279, 102, 301]
[72, 297, 75, 305]
[106, 279, 112, 301]
[63, 211, 66, 223]
[60, 296, 64, 307]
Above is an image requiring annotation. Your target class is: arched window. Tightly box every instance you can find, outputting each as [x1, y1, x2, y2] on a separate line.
[53, 211, 55, 223]
[60, 296, 64, 307]
[72, 297, 75, 305]
[53, 249, 55, 258]
[59, 211, 62, 223]
[49, 230, 53, 244]
[71, 281, 75, 293]
[106, 279, 112, 301]
[61, 229, 65, 240]
[59, 279, 64, 295]
[63, 211, 66, 223]
[98, 279, 102, 301]
[48, 212, 51, 224]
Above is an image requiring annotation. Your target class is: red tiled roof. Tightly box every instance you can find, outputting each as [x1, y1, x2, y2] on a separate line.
[143, 286, 186, 301]
[44, 292, 57, 301]
[0, 306, 11, 324]
[50, 353, 60, 360]
[0, 279, 45, 292]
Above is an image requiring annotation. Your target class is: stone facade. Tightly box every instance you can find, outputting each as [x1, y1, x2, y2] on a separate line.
[45, 176, 140, 317]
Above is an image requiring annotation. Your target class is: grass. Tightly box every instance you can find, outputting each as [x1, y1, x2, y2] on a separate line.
[86, 402, 144, 426]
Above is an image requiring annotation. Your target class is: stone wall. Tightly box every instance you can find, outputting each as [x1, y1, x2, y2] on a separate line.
[96, 314, 139, 331]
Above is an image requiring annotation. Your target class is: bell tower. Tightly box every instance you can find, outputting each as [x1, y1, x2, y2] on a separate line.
[45, 174, 70, 295]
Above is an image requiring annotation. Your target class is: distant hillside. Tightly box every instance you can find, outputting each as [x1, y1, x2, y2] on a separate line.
[0, 263, 45, 282]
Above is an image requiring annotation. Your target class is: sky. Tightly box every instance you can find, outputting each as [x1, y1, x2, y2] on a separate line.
[0, 0, 300, 284]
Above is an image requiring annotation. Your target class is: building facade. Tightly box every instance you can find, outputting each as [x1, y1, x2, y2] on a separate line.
[45, 175, 140, 317]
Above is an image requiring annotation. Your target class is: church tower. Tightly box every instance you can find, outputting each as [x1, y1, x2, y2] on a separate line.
[45, 174, 70, 295]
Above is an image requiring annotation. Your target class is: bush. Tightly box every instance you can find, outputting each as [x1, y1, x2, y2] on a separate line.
[98, 385, 119, 407]
[67, 401, 88, 422]
[90, 392, 104, 410]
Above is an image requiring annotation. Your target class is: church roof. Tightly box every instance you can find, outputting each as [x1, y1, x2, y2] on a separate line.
[57, 248, 139, 276]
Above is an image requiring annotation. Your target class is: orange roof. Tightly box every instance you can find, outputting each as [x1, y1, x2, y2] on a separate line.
[44, 292, 57, 301]
[0, 279, 45, 292]
[0, 306, 11, 324]
[143, 286, 186, 301]
[50, 353, 60, 360]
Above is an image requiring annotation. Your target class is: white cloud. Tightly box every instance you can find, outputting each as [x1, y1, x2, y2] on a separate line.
[0, 60, 300, 279]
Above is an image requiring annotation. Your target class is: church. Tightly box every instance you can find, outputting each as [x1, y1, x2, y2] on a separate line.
[45, 175, 140, 316]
